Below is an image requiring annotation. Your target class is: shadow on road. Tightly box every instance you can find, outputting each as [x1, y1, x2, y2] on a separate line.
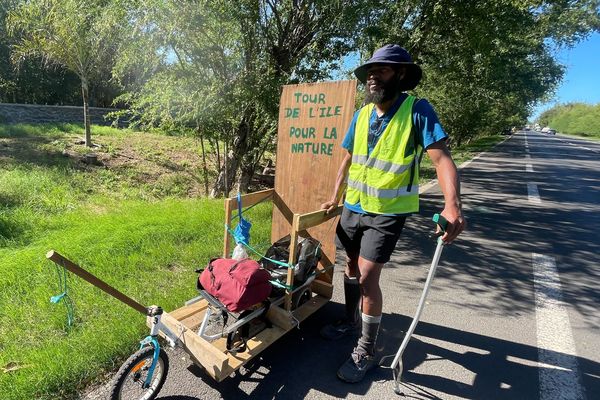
[158, 303, 599, 400]
[158, 133, 600, 399]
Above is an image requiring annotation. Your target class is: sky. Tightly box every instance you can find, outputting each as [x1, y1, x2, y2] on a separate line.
[531, 32, 600, 120]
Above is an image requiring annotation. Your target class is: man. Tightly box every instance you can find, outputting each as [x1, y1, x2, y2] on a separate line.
[320, 44, 465, 383]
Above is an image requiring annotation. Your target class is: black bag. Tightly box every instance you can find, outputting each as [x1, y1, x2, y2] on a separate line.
[261, 235, 322, 286]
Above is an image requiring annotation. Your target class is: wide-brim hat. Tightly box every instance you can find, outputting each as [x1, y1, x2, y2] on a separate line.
[354, 44, 422, 90]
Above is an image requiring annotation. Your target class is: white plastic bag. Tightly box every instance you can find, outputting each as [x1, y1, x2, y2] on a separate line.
[232, 243, 248, 260]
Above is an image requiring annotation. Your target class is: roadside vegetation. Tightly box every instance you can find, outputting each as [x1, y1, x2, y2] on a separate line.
[0, 122, 503, 399]
[538, 102, 600, 139]
[0, 123, 274, 400]
[3, 1, 599, 196]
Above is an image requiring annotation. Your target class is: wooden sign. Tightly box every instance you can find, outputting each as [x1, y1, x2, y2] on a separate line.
[272, 80, 357, 270]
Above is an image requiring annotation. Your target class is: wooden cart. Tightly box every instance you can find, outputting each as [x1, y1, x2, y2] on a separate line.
[155, 189, 341, 381]
[151, 80, 357, 381]
[47, 80, 357, 396]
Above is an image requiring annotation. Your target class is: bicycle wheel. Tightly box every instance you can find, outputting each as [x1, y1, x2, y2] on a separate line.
[109, 345, 169, 400]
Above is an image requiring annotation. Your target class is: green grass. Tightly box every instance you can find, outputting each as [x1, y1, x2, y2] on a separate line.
[0, 123, 272, 400]
[0, 123, 504, 399]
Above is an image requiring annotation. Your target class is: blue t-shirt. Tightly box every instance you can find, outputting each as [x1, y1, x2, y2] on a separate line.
[342, 93, 447, 214]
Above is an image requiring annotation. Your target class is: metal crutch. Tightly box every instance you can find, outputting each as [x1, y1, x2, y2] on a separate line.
[379, 213, 448, 395]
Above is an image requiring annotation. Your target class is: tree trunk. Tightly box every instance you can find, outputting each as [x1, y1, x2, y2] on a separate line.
[199, 134, 209, 196]
[238, 162, 254, 194]
[210, 113, 253, 197]
[81, 78, 92, 147]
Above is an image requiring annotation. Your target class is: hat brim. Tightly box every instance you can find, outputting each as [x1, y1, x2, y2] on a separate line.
[354, 61, 422, 90]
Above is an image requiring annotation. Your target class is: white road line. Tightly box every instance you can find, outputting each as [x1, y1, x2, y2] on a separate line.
[526, 164, 534, 172]
[527, 183, 541, 203]
[556, 137, 599, 153]
[532, 254, 585, 400]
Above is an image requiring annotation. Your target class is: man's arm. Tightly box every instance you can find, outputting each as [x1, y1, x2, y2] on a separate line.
[426, 141, 466, 243]
[321, 150, 352, 214]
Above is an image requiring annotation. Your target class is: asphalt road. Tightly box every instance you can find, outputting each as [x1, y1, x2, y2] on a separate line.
[85, 131, 600, 400]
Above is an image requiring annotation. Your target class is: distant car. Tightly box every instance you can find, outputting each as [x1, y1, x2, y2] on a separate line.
[541, 127, 556, 135]
[548, 129, 556, 135]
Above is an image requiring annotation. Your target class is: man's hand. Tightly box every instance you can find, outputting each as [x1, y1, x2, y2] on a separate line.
[322, 151, 352, 215]
[321, 199, 339, 214]
[439, 207, 466, 244]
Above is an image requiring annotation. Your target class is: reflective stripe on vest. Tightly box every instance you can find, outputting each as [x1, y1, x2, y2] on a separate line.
[346, 95, 421, 214]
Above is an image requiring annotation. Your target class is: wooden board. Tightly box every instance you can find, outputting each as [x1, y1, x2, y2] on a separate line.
[272, 80, 357, 272]
[161, 293, 331, 381]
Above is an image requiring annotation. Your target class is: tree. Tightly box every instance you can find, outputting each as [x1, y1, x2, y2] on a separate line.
[355, 0, 599, 145]
[7, 0, 126, 145]
[115, 0, 366, 196]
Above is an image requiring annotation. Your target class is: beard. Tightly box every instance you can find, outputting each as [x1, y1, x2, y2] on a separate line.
[365, 73, 401, 104]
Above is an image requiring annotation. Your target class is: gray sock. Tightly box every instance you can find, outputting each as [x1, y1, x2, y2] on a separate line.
[344, 275, 361, 324]
[356, 313, 381, 356]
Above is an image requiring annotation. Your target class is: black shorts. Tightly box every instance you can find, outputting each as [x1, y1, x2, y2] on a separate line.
[335, 207, 406, 264]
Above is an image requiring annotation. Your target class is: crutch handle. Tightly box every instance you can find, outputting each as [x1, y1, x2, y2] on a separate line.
[431, 213, 449, 238]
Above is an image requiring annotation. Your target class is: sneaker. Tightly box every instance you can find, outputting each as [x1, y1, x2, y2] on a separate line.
[319, 319, 359, 340]
[337, 348, 376, 383]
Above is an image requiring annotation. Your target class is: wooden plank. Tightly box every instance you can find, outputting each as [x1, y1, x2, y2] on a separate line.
[226, 188, 274, 209]
[46, 250, 148, 315]
[271, 80, 356, 275]
[168, 300, 208, 321]
[158, 312, 230, 381]
[266, 304, 296, 331]
[176, 295, 328, 380]
[272, 190, 294, 225]
[311, 279, 333, 299]
[224, 325, 287, 371]
[296, 205, 343, 231]
[180, 312, 206, 331]
[284, 219, 300, 311]
[292, 294, 330, 322]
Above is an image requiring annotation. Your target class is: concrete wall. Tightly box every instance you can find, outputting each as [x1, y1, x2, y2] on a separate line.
[0, 103, 120, 126]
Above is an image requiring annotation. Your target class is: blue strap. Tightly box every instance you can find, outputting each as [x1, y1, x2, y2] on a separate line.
[51, 262, 74, 326]
[233, 192, 252, 245]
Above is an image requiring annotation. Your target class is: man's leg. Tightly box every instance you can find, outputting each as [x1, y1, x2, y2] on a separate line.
[344, 253, 361, 324]
[337, 213, 405, 383]
[321, 208, 363, 340]
[337, 257, 384, 383]
[321, 252, 362, 339]
[356, 257, 384, 355]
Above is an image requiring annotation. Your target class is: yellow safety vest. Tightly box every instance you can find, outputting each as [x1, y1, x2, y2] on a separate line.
[346, 95, 421, 214]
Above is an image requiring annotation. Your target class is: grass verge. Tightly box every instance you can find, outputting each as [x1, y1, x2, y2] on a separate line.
[0, 123, 272, 400]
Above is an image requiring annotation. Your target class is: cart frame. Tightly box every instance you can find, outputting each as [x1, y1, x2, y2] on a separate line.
[153, 188, 341, 381]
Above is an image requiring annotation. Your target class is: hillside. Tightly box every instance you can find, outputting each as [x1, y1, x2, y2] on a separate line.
[538, 103, 600, 139]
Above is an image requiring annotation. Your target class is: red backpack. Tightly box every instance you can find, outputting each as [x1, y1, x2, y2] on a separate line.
[199, 258, 272, 312]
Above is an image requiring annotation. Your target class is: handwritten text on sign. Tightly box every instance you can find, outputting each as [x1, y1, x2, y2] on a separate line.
[283, 92, 343, 156]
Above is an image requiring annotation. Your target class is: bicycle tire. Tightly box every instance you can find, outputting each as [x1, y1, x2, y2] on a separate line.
[109, 345, 169, 400]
